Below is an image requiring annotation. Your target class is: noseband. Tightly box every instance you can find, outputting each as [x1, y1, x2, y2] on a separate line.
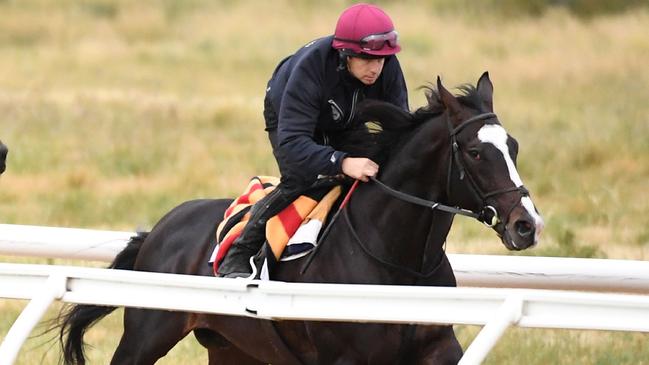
[372, 112, 529, 228]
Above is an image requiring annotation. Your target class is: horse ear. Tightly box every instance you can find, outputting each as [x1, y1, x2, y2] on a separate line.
[476, 71, 494, 112]
[437, 76, 464, 122]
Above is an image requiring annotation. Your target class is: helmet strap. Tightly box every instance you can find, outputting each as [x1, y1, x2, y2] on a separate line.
[337, 50, 349, 71]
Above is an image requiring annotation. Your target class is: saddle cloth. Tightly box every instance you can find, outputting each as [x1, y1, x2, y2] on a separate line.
[210, 176, 341, 276]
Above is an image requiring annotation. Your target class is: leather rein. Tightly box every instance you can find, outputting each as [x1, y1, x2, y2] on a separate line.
[371, 112, 529, 228]
[302, 112, 529, 277]
[340, 112, 529, 278]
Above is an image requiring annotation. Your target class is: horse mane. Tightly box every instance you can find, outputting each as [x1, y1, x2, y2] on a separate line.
[328, 99, 421, 164]
[415, 83, 487, 117]
[329, 81, 485, 164]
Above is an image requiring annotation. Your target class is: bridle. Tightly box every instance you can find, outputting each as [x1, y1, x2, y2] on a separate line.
[445, 112, 530, 227]
[371, 112, 529, 228]
[301, 112, 530, 277]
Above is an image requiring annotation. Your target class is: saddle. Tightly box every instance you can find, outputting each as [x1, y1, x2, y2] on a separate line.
[209, 176, 342, 279]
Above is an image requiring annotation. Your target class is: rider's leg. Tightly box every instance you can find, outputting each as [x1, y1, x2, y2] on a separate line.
[216, 185, 295, 278]
[216, 108, 309, 278]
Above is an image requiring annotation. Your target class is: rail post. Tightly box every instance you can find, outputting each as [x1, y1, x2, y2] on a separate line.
[459, 295, 523, 365]
[0, 274, 67, 365]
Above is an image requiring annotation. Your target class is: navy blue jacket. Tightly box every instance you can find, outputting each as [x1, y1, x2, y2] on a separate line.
[265, 36, 408, 187]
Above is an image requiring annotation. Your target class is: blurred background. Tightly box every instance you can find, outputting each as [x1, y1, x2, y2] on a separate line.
[0, 0, 648, 363]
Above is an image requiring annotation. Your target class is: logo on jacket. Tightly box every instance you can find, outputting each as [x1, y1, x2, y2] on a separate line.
[328, 100, 343, 122]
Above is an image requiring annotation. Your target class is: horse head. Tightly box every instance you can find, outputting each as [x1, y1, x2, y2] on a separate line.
[0, 140, 7, 175]
[437, 72, 544, 250]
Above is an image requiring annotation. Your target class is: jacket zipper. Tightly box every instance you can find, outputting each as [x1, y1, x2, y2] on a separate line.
[346, 89, 359, 126]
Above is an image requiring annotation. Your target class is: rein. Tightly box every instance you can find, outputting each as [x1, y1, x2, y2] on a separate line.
[301, 112, 529, 277]
[369, 176, 482, 220]
[335, 112, 527, 278]
[342, 206, 445, 279]
[368, 112, 519, 228]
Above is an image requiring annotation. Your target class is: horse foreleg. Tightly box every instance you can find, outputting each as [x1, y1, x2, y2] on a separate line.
[206, 346, 265, 365]
[110, 308, 193, 365]
[194, 329, 265, 365]
[416, 325, 463, 365]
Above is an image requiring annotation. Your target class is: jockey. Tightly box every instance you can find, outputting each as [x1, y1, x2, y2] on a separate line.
[217, 3, 409, 278]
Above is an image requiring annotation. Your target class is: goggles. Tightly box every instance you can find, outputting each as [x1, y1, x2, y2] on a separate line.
[336, 30, 399, 51]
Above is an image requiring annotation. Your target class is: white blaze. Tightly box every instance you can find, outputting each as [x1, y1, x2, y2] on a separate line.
[478, 125, 523, 187]
[477, 124, 545, 240]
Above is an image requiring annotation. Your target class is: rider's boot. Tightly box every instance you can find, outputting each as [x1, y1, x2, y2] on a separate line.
[217, 187, 291, 278]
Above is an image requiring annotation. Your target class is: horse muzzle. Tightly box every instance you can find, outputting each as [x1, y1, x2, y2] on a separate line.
[498, 199, 544, 251]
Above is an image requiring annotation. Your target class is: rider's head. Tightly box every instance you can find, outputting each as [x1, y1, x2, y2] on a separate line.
[332, 3, 401, 59]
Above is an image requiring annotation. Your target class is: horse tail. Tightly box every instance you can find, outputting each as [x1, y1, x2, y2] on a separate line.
[59, 231, 148, 365]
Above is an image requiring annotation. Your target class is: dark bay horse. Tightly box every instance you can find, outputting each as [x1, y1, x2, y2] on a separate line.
[57, 73, 543, 364]
[0, 140, 7, 175]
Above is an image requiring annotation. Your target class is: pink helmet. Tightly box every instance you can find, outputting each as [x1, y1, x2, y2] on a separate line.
[332, 3, 401, 57]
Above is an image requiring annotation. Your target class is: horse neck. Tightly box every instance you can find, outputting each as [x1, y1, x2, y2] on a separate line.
[380, 115, 450, 197]
[345, 116, 453, 281]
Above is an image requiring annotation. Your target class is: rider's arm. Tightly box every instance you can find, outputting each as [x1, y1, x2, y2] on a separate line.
[276, 55, 348, 184]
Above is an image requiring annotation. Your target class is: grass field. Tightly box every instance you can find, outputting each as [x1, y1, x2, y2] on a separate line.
[1, 1, 648, 364]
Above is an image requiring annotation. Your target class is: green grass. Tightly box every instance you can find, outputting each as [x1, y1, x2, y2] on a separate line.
[1, 1, 648, 363]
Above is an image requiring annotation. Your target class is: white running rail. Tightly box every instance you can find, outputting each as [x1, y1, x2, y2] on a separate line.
[1, 263, 649, 365]
[2, 223, 649, 294]
[0, 224, 133, 261]
[2, 224, 649, 364]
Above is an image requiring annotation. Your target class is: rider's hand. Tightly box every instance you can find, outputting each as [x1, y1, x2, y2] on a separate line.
[341, 157, 379, 182]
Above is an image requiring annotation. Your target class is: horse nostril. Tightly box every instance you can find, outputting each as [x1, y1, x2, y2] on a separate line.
[515, 220, 534, 237]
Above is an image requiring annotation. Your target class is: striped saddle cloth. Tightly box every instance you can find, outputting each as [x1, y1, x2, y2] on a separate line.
[209, 176, 341, 277]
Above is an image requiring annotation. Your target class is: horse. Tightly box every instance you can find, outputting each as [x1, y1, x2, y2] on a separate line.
[0, 140, 7, 175]
[56, 72, 544, 365]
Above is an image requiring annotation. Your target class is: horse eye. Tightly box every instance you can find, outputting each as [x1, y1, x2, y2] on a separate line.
[469, 150, 481, 160]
